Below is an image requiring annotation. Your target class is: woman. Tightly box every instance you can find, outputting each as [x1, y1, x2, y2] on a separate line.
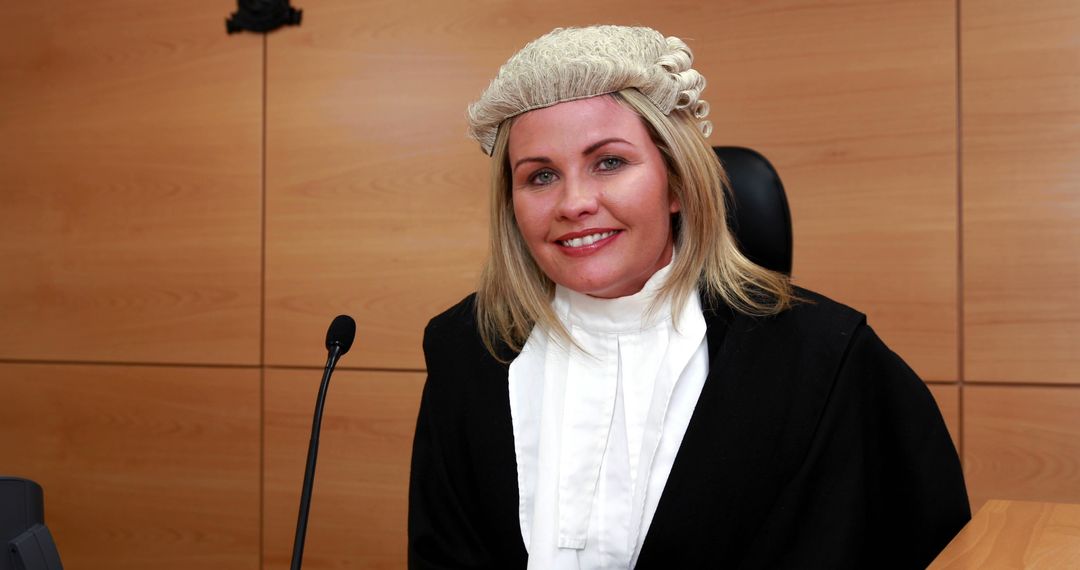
[409, 25, 969, 569]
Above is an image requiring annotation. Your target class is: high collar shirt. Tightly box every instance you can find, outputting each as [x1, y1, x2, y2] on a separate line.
[508, 265, 709, 569]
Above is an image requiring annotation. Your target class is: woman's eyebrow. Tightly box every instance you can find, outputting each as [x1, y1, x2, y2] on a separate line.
[512, 156, 551, 173]
[583, 137, 632, 155]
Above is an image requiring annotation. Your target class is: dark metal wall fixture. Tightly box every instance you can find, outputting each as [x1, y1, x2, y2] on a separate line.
[226, 0, 302, 34]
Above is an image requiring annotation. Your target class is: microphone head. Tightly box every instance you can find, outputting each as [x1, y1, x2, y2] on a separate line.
[325, 315, 356, 356]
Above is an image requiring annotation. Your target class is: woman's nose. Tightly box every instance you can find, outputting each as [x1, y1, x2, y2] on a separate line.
[556, 176, 599, 220]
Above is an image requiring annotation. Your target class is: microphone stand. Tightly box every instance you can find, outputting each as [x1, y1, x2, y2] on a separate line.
[290, 344, 344, 570]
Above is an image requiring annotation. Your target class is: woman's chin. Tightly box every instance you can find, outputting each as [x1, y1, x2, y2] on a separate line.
[556, 274, 647, 299]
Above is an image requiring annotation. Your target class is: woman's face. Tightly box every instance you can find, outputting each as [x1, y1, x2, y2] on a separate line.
[508, 96, 679, 298]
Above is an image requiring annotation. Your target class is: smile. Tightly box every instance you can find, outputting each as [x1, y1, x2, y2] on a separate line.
[558, 230, 620, 248]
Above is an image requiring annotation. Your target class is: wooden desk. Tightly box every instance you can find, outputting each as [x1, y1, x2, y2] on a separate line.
[930, 500, 1080, 568]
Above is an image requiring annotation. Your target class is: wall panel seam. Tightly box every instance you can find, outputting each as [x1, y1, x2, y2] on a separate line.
[955, 0, 966, 468]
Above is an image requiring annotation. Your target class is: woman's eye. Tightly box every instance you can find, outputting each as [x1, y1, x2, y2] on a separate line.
[597, 157, 626, 172]
[529, 170, 557, 185]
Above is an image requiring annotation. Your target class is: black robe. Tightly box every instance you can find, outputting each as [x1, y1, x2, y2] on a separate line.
[408, 288, 970, 569]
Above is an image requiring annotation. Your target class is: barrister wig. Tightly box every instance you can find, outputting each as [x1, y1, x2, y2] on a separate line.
[468, 26, 794, 359]
[467, 25, 712, 156]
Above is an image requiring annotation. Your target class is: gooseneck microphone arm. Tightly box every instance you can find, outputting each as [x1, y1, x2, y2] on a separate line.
[290, 315, 356, 570]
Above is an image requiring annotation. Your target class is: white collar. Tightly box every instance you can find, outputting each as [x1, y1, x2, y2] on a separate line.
[552, 261, 674, 335]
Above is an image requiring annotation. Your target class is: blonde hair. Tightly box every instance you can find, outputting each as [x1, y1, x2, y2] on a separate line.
[475, 89, 793, 359]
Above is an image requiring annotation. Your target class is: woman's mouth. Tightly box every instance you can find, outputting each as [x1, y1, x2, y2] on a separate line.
[558, 230, 620, 248]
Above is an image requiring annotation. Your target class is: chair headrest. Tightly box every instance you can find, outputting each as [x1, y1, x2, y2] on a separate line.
[713, 146, 793, 275]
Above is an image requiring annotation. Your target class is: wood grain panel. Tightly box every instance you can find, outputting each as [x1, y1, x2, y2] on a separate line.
[0, 362, 260, 570]
[262, 368, 425, 570]
[927, 383, 960, 449]
[930, 500, 1080, 569]
[704, 0, 959, 381]
[964, 386, 1080, 512]
[265, 1, 957, 377]
[0, 1, 263, 365]
[264, 0, 489, 369]
[962, 0, 1080, 383]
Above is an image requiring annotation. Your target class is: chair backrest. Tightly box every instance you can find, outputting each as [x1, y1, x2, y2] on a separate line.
[712, 146, 793, 275]
[0, 477, 63, 570]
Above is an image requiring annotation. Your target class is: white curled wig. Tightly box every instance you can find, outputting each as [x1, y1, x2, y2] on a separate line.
[467, 25, 712, 155]
[467, 25, 793, 359]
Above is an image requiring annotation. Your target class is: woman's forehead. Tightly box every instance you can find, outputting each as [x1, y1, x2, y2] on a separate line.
[508, 96, 651, 158]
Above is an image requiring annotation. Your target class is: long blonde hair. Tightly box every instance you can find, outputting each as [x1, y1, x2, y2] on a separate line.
[475, 88, 793, 359]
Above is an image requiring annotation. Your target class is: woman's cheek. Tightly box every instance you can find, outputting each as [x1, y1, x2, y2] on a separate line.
[514, 194, 549, 241]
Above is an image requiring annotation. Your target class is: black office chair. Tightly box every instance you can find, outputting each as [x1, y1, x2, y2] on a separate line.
[713, 146, 793, 276]
[0, 477, 63, 570]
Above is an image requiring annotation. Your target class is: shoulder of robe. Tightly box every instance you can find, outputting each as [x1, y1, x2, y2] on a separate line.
[423, 293, 483, 370]
[720, 285, 866, 339]
[421, 293, 512, 397]
[779, 285, 867, 340]
[710, 286, 870, 380]
[425, 292, 480, 339]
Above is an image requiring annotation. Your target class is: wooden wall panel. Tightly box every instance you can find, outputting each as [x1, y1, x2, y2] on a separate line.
[964, 385, 1080, 512]
[264, 0, 490, 369]
[262, 368, 425, 570]
[927, 383, 961, 449]
[705, 0, 959, 381]
[264, 0, 957, 379]
[962, 0, 1080, 383]
[0, 363, 260, 570]
[0, 1, 263, 365]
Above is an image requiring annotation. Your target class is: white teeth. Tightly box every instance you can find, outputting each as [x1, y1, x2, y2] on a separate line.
[560, 230, 616, 247]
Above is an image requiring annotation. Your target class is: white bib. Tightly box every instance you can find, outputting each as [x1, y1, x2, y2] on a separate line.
[508, 264, 709, 569]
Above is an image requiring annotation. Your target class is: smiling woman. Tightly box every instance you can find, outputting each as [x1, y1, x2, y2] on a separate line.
[409, 25, 971, 570]
[477, 82, 793, 358]
[508, 96, 677, 300]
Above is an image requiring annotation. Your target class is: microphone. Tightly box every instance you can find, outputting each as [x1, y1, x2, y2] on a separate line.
[325, 314, 356, 356]
[290, 315, 356, 570]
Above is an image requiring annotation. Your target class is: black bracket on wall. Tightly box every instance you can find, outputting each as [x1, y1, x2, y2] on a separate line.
[226, 0, 302, 34]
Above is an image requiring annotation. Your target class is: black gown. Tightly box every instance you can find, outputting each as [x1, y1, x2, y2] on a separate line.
[408, 288, 970, 569]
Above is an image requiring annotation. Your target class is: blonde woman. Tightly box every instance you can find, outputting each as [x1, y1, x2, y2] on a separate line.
[409, 25, 969, 570]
